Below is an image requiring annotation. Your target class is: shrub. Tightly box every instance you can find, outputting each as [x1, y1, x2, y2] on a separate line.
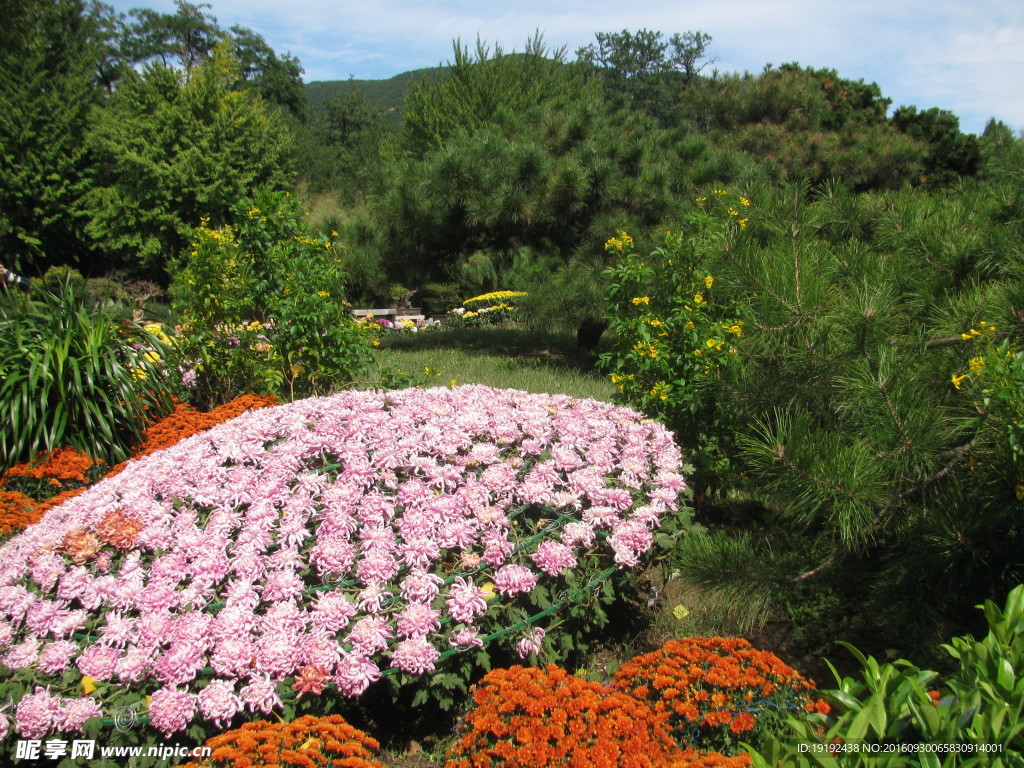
[0, 386, 690, 743]
[446, 664, 678, 768]
[0, 279, 176, 468]
[179, 714, 388, 768]
[600, 196, 747, 498]
[170, 189, 378, 407]
[612, 637, 827, 755]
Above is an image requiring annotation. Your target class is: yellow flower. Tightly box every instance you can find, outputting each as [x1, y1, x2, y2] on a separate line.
[695, 196, 707, 203]
[317, 290, 330, 298]
[728, 208, 739, 216]
[713, 189, 727, 196]
[738, 218, 749, 228]
[631, 296, 650, 305]
[738, 196, 751, 206]
[969, 356, 986, 372]
[706, 338, 717, 348]
[81, 676, 97, 695]
[649, 383, 670, 401]
[694, 294, 705, 304]
[704, 275, 714, 288]
[685, 320, 695, 330]
[951, 373, 968, 389]
[728, 324, 743, 335]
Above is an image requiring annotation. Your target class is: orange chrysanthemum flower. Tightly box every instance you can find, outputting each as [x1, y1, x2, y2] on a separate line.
[178, 714, 387, 768]
[446, 664, 678, 768]
[612, 638, 827, 755]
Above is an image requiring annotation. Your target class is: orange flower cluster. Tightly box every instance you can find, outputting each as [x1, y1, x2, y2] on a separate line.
[611, 638, 829, 753]
[95, 508, 145, 552]
[445, 664, 679, 768]
[129, 394, 279, 461]
[178, 714, 388, 768]
[2, 446, 106, 496]
[0, 395, 280, 539]
[0, 490, 39, 537]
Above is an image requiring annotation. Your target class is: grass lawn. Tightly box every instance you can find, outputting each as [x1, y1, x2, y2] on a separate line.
[374, 326, 617, 403]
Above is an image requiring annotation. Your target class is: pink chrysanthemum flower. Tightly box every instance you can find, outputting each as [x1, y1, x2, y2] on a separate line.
[59, 697, 103, 732]
[396, 603, 441, 639]
[390, 637, 439, 675]
[149, 686, 197, 736]
[531, 541, 577, 577]
[197, 679, 242, 728]
[515, 627, 546, 659]
[15, 686, 61, 739]
[493, 564, 539, 597]
[334, 653, 380, 698]
[446, 577, 487, 624]
[239, 674, 283, 714]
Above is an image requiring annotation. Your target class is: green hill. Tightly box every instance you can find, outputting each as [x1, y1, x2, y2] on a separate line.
[304, 68, 441, 130]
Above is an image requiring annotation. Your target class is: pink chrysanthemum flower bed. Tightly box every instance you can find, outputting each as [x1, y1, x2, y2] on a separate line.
[0, 386, 686, 739]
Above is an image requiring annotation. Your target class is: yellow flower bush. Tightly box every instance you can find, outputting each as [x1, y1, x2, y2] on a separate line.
[601, 191, 752, 493]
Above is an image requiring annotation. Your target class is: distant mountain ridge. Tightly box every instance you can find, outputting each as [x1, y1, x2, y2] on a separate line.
[304, 68, 441, 129]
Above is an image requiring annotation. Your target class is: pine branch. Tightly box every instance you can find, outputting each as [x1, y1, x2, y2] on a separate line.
[895, 436, 983, 500]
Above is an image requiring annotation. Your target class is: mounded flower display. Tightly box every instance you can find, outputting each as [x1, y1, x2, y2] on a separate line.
[0, 386, 687, 739]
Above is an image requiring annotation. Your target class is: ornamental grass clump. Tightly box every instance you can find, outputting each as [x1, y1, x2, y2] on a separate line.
[178, 714, 388, 768]
[612, 638, 828, 755]
[445, 664, 679, 768]
[0, 385, 688, 741]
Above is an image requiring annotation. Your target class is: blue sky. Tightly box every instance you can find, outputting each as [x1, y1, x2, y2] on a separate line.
[104, 0, 1023, 136]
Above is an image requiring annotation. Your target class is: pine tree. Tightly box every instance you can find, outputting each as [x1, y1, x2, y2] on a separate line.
[0, 0, 103, 270]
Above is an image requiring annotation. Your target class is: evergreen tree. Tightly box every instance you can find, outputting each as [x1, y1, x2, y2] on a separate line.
[81, 45, 294, 279]
[664, 179, 1024, 651]
[0, 0, 104, 271]
[576, 28, 714, 126]
[402, 33, 578, 157]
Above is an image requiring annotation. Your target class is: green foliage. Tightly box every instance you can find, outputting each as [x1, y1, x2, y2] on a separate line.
[599, 193, 749, 495]
[684, 65, 927, 190]
[0, 278, 175, 469]
[402, 33, 578, 157]
[745, 584, 1024, 767]
[116, 1, 306, 115]
[169, 189, 378, 407]
[576, 28, 714, 126]
[0, 0, 102, 270]
[892, 106, 980, 186]
[82, 44, 294, 278]
[600, 176, 1024, 653]
[379, 88, 740, 287]
[293, 88, 393, 199]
